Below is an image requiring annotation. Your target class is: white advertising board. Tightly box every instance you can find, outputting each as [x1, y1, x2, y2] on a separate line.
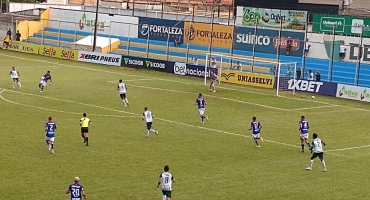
[78, 51, 122, 66]
[306, 32, 370, 64]
[336, 83, 370, 102]
[48, 8, 138, 38]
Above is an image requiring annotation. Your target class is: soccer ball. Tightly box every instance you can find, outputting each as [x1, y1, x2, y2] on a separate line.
[311, 96, 315, 99]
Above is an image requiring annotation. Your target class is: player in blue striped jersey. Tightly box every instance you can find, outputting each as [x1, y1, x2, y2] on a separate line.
[39, 71, 52, 92]
[66, 177, 86, 200]
[45, 116, 57, 154]
[249, 116, 264, 147]
[299, 116, 311, 152]
[195, 93, 208, 124]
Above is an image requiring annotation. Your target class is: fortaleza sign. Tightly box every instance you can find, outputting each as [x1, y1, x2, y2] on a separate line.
[122, 56, 166, 72]
[277, 78, 338, 96]
[138, 18, 184, 42]
[233, 26, 305, 56]
[168, 62, 218, 78]
[336, 84, 370, 102]
[78, 51, 122, 66]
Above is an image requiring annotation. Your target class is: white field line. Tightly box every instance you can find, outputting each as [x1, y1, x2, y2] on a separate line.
[290, 105, 338, 111]
[0, 88, 299, 149]
[120, 78, 156, 82]
[0, 89, 137, 118]
[0, 66, 60, 69]
[108, 81, 291, 111]
[327, 144, 370, 152]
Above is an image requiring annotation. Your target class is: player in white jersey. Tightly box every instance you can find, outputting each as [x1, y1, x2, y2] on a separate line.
[117, 79, 129, 106]
[142, 107, 158, 138]
[306, 133, 327, 172]
[9, 66, 21, 88]
[157, 165, 176, 200]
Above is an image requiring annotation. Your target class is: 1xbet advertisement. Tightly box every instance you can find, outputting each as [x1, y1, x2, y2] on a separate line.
[138, 18, 184, 42]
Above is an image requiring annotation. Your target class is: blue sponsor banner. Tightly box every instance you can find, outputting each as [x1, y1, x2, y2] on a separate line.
[276, 77, 338, 96]
[233, 27, 305, 57]
[167, 61, 218, 78]
[138, 18, 184, 42]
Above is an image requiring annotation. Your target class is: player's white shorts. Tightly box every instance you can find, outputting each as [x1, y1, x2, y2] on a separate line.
[252, 133, 260, 139]
[300, 133, 309, 139]
[40, 81, 47, 86]
[45, 137, 55, 142]
[198, 108, 205, 116]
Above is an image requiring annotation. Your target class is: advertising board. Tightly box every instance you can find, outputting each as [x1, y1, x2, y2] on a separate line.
[278, 77, 338, 96]
[183, 22, 233, 48]
[7, 41, 39, 54]
[167, 62, 218, 78]
[236, 6, 307, 30]
[122, 56, 167, 72]
[48, 8, 138, 38]
[39, 45, 78, 61]
[78, 51, 122, 66]
[220, 70, 275, 89]
[233, 26, 305, 57]
[312, 14, 370, 37]
[138, 18, 184, 42]
[336, 84, 370, 102]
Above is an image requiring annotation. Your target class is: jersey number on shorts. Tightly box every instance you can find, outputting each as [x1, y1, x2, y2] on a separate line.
[72, 188, 80, 197]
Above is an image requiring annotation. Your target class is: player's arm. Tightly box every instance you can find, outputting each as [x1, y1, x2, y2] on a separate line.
[259, 123, 262, 130]
[322, 141, 326, 146]
[117, 85, 119, 90]
[142, 113, 145, 121]
[249, 123, 252, 131]
[152, 114, 155, 119]
[172, 176, 176, 183]
[79, 119, 82, 126]
[17, 71, 20, 76]
[81, 190, 87, 199]
[157, 176, 162, 187]
[89, 120, 92, 125]
[66, 187, 70, 194]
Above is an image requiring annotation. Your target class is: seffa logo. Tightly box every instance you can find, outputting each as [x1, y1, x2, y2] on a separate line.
[79, 13, 105, 30]
[61, 50, 75, 59]
[42, 47, 56, 56]
[288, 79, 324, 93]
[80, 53, 120, 63]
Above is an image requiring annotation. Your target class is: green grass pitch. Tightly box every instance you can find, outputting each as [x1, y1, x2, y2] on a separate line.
[0, 50, 369, 199]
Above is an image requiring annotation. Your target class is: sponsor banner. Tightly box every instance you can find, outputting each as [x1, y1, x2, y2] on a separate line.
[220, 70, 275, 89]
[233, 26, 305, 57]
[48, 8, 139, 38]
[278, 77, 338, 96]
[138, 18, 184, 42]
[78, 51, 121, 66]
[307, 33, 370, 63]
[39, 45, 78, 61]
[121, 56, 167, 72]
[7, 41, 39, 54]
[336, 84, 370, 102]
[184, 22, 233, 48]
[312, 14, 370, 37]
[167, 62, 218, 78]
[236, 6, 307, 30]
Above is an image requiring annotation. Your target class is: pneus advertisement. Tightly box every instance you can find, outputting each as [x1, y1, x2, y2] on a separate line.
[278, 77, 338, 96]
[167, 62, 218, 78]
[121, 56, 167, 72]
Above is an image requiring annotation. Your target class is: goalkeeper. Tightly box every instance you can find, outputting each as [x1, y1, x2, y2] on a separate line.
[209, 71, 218, 93]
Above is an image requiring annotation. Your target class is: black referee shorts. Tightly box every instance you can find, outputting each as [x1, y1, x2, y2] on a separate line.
[81, 127, 89, 134]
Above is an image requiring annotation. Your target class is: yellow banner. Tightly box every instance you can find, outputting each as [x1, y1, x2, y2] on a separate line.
[39, 45, 78, 61]
[220, 70, 275, 89]
[184, 22, 233, 48]
[7, 41, 39, 54]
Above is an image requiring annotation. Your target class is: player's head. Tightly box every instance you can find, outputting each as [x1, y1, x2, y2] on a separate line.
[301, 116, 305, 120]
[164, 165, 169, 172]
[252, 116, 256, 121]
[12, 66, 15, 70]
[83, 113, 86, 117]
[119, 79, 122, 83]
[210, 70, 214, 74]
[198, 93, 202, 98]
[46, 71, 50, 74]
[144, 107, 148, 111]
[48, 116, 52, 121]
[312, 133, 318, 139]
[74, 177, 80, 183]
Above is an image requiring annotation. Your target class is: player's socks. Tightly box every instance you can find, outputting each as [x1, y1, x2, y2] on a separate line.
[309, 160, 314, 168]
[85, 137, 89, 146]
[51, 143, 54, 150]
[301, 143, 305, 152]
[125, 98, 129, 106]
[260, 137, 264, 142]
[18, 82, 21, 87]
[162, 195, 167, 200]
[255, 140, 259, 146]
[306, 142, 311, 147]
[321, 160, 326, 170]
[122, 100, 127, 106]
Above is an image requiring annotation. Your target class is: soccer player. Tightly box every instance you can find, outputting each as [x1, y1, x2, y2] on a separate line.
[66, 177, 87, 200]
[80, 113, 91, 146]
[45, 116, 57, 154]
[249, 116, 264, 147]
[195, 93, 208, 124]
[306, 133, 327, 172]
[39, 70, 52, 92]
[117, 79, 129, 106]
[142, 107, 158, 138]
[299, 116, 311, 152]
[157, 165, 176, 200]
[209, 71, 218, 92]
[9, 66, 21, 88]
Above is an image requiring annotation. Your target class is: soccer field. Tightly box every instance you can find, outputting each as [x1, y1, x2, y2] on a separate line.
[1, 50, 370, 200]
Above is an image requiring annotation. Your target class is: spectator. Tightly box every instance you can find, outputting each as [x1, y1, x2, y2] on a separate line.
[286, 37, 292, 56]
[15, 30, 21, 41]
[6, 28, 11, 39]
[192, 57, 198, 65]
[270, 65, 278, 76]
[231, 61, 242, 71]
[304, 38, 311, 57]
[339, 41, 346, 61]
[307, 70, 314, 80]
[187, 25, 194, 41]
[286, 66, 293, 78]
[315, 71, 321, 81]
[296, 67, 302, 80]
[174, 35, 181, 47]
